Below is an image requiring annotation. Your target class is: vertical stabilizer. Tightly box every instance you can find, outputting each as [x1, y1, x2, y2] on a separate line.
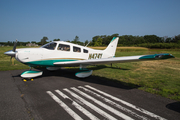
[103, 37, 119, 58]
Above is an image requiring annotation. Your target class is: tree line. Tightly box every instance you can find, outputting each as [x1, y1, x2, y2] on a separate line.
[1, 34, 180, 48]
[89, 34, 180, 48]
[90, 34, 180, 46]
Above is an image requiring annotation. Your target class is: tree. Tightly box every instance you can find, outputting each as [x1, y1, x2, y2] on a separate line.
[119, 36, 126, 45]
[92, 36, 100, 46]
[165, 37, 172, 43]
[111, 33, 119, 38]
[71, 36, 80, 44]
[144, 35, 160, 43]
[172, 34, 180, 43]
[53, 38, 60, 41]
[70, 36, 84, 45]
[31, 41, 37, 44]
[41, 36, 48, 45]
[94, 37, 102, 46]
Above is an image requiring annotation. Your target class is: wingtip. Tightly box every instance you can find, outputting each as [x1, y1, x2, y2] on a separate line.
[139, 53, 175, 60]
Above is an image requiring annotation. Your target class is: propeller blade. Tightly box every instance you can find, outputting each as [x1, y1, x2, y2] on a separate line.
[4, 39, 17, 65]
[10, 56, 12, 65]
[10, 56, 15, 65]
[13, 39, 17, 52]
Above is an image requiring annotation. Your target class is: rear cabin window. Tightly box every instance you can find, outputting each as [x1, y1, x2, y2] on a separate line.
[57, 44, 70, 51]
[41, 42, 57, 50]
[73, 46, 81, 52]
[83, 49, 88, 53]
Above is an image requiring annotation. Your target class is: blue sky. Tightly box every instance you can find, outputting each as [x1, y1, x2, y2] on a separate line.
[0, 0, 180, 42]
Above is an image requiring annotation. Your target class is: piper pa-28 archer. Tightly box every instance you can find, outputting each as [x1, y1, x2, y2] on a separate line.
[4, 37, 174, 79]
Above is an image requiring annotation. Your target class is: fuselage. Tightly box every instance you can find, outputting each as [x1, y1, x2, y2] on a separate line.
[14, 41, 110, 67]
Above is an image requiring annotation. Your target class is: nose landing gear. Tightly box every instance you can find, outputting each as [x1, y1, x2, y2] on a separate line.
[21, 67, 43, 82]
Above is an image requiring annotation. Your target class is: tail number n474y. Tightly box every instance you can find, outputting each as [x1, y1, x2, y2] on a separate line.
[88, 53, 103, 59]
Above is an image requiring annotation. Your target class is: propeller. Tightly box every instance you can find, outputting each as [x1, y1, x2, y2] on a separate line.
[4, 39, 18, 65]
[10, 39, 17, 65]
[10, 56, 14, 65]
[11, 39, 17, 65]
[13, 39, 17, 52]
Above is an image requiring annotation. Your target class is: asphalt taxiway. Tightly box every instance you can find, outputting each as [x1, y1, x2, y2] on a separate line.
[0, 69, 179, 120]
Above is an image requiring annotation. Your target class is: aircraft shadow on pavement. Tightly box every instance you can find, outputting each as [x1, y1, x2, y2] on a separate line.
[166, 102, 180, 113]
[89, 65, 130, 71]
[11, 65, 138, 90]
[35, 65, 139, 90]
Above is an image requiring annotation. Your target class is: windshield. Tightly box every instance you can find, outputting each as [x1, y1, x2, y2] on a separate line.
[40, 42, 57, 50]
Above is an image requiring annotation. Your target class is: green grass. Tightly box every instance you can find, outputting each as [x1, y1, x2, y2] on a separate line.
[0, 46, 31, 71]
[91, 47, 180, 100]
[1, 46, 180, 100]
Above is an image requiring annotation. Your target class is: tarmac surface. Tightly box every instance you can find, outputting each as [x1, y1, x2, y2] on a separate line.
[0, 69, 179, 120]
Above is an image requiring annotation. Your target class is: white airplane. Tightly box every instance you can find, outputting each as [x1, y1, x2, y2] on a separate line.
[4, 37, 174, 79]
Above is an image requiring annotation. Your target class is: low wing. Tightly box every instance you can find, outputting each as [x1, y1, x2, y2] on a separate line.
[53, 53, 174, 67]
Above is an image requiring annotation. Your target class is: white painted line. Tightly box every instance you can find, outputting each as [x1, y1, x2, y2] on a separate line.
[46, 91, 83, 120]
[85, 85, 167, 120]
[55, 90, 99, 120]
[63, 88, 117, 120]
[78, 86, 148, 120]
[71, 87, 134, 120]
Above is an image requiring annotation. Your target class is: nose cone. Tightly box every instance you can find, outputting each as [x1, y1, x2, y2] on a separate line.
[4, 50, 16, 57]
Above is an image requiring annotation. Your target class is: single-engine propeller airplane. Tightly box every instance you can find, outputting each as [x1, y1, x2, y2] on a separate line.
[4, 37, 174, 80]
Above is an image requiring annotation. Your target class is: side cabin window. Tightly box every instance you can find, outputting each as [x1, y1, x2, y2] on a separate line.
[41, 42, 57, 50]
[73, 46, 81, 52]
[57, 44, 70, 51]
[83, 49, 88, 53]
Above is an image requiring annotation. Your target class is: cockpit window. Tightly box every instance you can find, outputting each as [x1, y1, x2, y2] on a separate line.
[83, 49, 88, 53]
[57, 44, 70, 51]
[41, 42, 57, 50]
[73, 46, 81, 52]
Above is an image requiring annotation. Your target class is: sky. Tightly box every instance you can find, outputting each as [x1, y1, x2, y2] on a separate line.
[0, 0, 180, 42]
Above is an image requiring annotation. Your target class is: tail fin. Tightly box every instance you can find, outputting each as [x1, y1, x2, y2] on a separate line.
[103, 37, 119, 57]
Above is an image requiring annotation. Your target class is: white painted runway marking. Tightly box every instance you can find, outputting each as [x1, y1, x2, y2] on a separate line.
[85, 85, 167, 120]
[47, 85, 167, 120]
[46, 91, 83, 120]
[55, 90, 99, 120]
[71, 87, 134, 120]
[64, 88, 117, 120]
[78, 86, 148, 120]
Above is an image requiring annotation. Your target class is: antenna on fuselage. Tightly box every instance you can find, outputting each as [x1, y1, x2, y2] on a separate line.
[85, 41, 91, 47]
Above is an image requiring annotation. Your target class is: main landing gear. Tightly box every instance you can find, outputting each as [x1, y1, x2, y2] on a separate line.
[21, 65, 92, 80]
[75, 65, 93, 78]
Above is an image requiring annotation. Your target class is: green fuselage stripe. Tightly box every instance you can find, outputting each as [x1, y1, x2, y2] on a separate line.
[25, 59, 77, 67]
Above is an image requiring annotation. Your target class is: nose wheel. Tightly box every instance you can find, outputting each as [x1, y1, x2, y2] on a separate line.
[23, 78, 34, 82]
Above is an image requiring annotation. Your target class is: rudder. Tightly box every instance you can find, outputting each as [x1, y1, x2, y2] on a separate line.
[103, 37, 119, 58]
